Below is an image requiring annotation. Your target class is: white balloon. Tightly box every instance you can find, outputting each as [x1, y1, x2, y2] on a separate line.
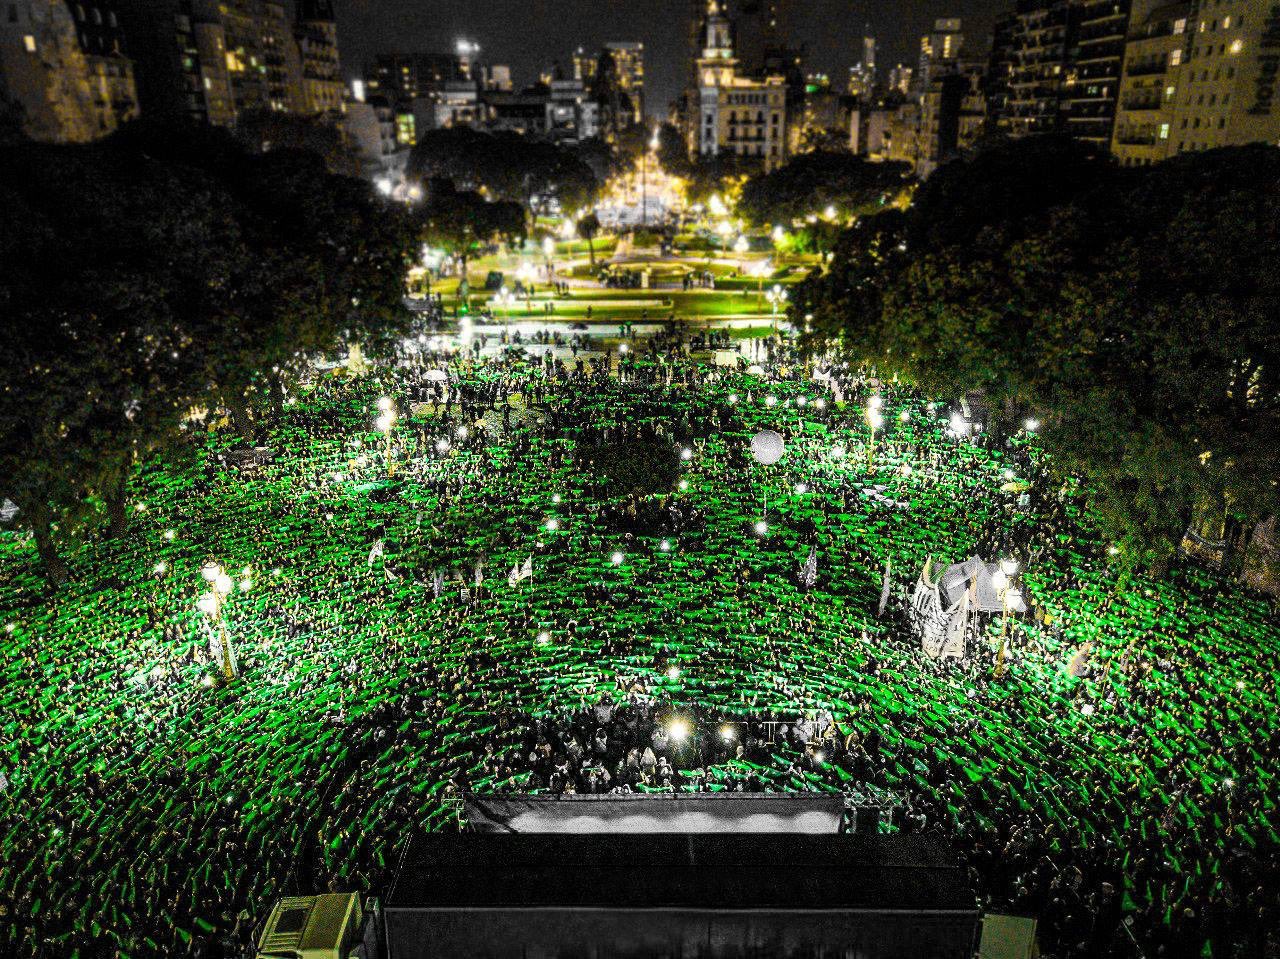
[751, 430, 785, 466]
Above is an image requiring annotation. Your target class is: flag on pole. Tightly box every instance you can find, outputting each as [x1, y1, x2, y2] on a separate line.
[474, 561, 484, 589]
[799, 546, 818, 589]
[0, 769, 9, 792]
[367, 539, 385, 569]
[431, 571, 444, 598]
[877, 559, 892, 616]
[508, 556, 533, 587]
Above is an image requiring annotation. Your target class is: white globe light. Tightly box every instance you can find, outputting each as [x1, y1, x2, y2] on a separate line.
[750, 430, 785, 465]
[610, 551, 624, 565]
[197, 592, 217, 615]
[754, 519, 769, 535]
[214, 573, 233, 595]
[201, 561, 221, 583]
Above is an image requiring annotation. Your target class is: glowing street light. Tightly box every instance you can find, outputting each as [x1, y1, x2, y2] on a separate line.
[766, 283, 788, 334]
[866, 398, 884, 470]
[493, 286, 517, 340]
[375, 398, 398, 475]
[197, 559, 239, 679]
[992, 559, 1020, 676]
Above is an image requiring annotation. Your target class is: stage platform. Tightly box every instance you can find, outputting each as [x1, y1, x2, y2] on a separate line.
[384, 832, 978, 959]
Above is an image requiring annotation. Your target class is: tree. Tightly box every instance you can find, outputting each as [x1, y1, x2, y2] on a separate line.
[416, 179, 526, 273]
[233, 109, 362, 177]
[0, 125, 418, 586]
[577, 212, 602, 266]
[738, 151, 912, 229]
[655, 122, 691, 178]
[801, 137, 1280, 573]
[407, 128, 598, 217]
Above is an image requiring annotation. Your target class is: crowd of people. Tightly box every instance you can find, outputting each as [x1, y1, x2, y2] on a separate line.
[0, 328, 1277, 959]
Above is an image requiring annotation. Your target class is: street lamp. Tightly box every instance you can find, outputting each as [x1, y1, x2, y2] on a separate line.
[766, 283, 788, 334]
[866, 394, 884, 471]
[992, 559, 1020, 676]
[517, 262, 536, 308]
[376, 396, 397, 476]
[542, 236, 555, 279]
[198, 559, 240, 680]
[494, 286, 516, 341]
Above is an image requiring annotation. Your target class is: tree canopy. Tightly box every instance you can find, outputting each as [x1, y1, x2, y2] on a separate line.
[738, 151, 912, 228]
[415, 178, 527, 267]
[795, 138, 1280, 572]
[407, 127, 598, 215]
[0, 124, 417, 586]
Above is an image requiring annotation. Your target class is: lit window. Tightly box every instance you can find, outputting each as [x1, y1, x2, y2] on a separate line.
[1173, 18, 1186, 34]
[1170, 49, 1182, 66]
[1229, 39, 1243, 54]
[23, 34, 35, 52]
[1159, 123, 1170, 139]
[1223, 16, 1231, 28]
[1165, 85, 1176, 98]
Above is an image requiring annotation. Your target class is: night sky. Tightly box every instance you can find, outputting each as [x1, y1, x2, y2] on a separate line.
[339, 0, 1009, 118]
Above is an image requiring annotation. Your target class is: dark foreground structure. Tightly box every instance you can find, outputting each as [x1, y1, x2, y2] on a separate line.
[383, 831, 979, 959]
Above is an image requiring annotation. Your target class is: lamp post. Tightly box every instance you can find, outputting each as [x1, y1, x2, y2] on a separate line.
[494, 286, 515, 341]
[866, 394, 883, 471]
[766, 283, 788, 334]
[542, 236, 555, 280]
[376, 396, 398, 476]
[992, 559, 1020, 676]
[517, 262, 536, 309]
[198, 559, 239, 680]
[641, 129, 660, 228]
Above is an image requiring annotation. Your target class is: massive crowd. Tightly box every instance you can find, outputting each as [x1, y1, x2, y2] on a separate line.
[0, 329, 1277, 959]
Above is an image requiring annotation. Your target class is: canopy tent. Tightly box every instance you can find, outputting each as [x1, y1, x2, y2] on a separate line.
[463, 792, 847, 834]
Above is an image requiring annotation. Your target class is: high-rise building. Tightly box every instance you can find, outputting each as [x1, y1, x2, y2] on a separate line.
[689, 0, 788, 170]
[0, 0, 139, 142]
[1110, 0, 1191, 164]
[1166, 0, 1280, 154]
[1062, 0, 1129, 144]
[603, 41, 644, 122]
[849, 31, 876, 97]
[572, 47, 597, 85]
[294, 0, 342, 118]
[919, 18, 964, 88]
[115, 0, 337, 128]
[367, 52, 460, 104]
[990, 0, 1131, 144]
[887, 64, 914, 97]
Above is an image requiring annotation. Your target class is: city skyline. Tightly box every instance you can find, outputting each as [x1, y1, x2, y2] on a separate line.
[339, 0, 1008, 117]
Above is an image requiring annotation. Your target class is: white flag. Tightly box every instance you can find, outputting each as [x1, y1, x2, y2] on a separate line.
[799, 546, 818, 589]
[0, 769, 8, 792]
[367, 539, 385, 569]
[431, 571, 444, 598]
[877, 559, 892, 616]
[509, 556, 533, 587]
